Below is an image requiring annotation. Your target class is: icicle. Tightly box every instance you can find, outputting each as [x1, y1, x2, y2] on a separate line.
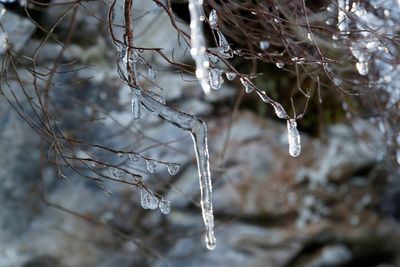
[148, 68, 157, 81]
[276, 62, 285, 68]
[131, 89, 141, 120]
[140, 189, 159, 210]
[259, 40, 270, 50]
[146, 159, 157, 173]
[209, 68, 224, 90]
[287, 119, 301, 157]
[209, 9, 218, 29]
[188, 0, 211, 94]
[159, 198, 171, 214]
[225, 71, 237, 81]
[240, 77, 255, 93]
[167, 163, 180, 175]
[140, 92, 216, 250]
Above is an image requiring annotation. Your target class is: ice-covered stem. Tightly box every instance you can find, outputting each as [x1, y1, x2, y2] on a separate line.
[188, 0, 211, 94]
[140, 92, 216, 250]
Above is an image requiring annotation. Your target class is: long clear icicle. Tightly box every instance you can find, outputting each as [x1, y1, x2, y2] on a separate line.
[140, 92, 216, 250]
[188, 0, 211, 94]
[287, 119, 301, 157]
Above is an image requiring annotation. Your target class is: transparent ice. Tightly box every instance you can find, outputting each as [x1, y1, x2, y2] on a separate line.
[287, 119, 301, 157]
[159, 198, 171, 214]
[140, 189, 159, 210]
[146, 159, 157, 173]
[166, 163, 180, 175]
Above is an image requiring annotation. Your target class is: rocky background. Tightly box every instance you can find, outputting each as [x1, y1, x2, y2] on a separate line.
[0, 1, 399, 267]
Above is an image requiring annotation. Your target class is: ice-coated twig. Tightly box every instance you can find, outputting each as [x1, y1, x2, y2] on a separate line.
[188, 0, 211, 94]
[140, 92, 216, 250]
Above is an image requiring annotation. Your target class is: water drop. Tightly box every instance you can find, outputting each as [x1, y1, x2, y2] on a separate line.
[356, 61, 368, 75]
[240, 77, 255, 94]
[131, 89, 141, 120]
[148, 68, 157, 81]
[146, 159, 157, 173]
[209, 68, 224, 90]
[276, 62, 285, 68]
[287, 119, 301, 157]
[209, 9, 218, 29]
[167, 163, 180, 175]
[259, 40, 270, 50]
[159, 198, 171, 214]
[225, 71, 237, 81]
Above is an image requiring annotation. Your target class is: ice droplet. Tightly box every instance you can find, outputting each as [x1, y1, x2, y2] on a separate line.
[216, 29, 231, 53]
[325, 18, 335, 25]
[272, 102, 288, 119]
[287, 119, 301, 157]
[356, 61, 368, 75]
[131, 89, 141, 120]
[209, 9, 218, 29]
[140, 189, 159, 210]
[276, 62, 285, 68]
[159, 198, 171, 214]
[148, 68, 157, 81]
[327, 3, 335, 12]
[240, 77, 255, 93]
[167, 163, 180, 175]
[205, 230, 216, 250]
[307, 32, 313, 41]
[259, 40, 270, 50]
[209, 68, 224, 89]
[129, 153, 140, 162]
[109, 167, 123, 178]
[256, 90, 272, 103]
[225, 71, 237, 81]
[146, 159, 157, 173]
